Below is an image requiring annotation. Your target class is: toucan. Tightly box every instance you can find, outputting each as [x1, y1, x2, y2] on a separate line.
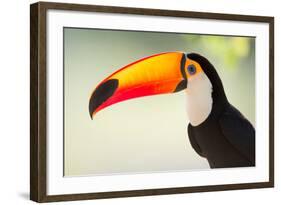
[89, 52, 255, 168]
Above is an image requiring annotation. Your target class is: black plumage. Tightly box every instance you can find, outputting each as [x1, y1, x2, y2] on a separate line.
[186, 53, 255, 168]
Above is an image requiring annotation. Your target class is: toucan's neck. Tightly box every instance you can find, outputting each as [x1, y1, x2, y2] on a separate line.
[185, 72, 213, 126]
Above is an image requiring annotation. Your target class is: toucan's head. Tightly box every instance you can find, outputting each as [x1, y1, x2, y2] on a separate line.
[89, 52, 225, 118]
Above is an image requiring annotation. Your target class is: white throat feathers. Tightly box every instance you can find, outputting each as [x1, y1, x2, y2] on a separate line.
[186, 72, 213, 126]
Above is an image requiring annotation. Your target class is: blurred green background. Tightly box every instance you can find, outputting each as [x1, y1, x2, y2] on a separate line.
[64, 28, 255, 176]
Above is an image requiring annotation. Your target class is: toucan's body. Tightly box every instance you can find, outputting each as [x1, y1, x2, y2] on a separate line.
[188, 98, 255, 168]
[186, 53, 255, 168]
[89, 52, 255, 168]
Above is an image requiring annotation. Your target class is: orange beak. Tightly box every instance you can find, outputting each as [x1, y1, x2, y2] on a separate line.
[89, 52, 187, 118]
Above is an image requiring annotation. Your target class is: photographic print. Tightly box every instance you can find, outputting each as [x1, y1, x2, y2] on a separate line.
[64, 28, 255, 176]
[30, 2, 273, 202]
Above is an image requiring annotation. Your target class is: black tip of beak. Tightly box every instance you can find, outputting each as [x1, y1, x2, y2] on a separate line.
[89, 79, 119, 119]
[89, 102, 94, 119]
[89, 110, 93, 120]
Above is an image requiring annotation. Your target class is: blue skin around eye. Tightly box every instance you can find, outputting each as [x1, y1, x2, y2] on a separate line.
[187, 65, 196, 75]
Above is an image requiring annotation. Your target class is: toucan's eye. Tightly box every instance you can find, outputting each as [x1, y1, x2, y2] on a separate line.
[187, 65, 196, 75]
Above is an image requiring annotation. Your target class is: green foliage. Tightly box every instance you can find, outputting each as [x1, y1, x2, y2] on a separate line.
[182, 34, 253, 70]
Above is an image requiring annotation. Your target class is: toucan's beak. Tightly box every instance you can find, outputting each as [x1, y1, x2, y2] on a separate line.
[89, 52, 187, 118]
